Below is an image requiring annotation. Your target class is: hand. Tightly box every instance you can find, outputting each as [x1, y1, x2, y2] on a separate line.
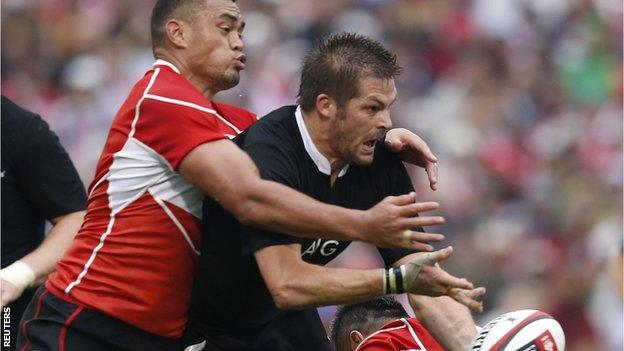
[385, 128, 439, 190]
[403, 247, 485, 312]
[1, 278, 23, 308]
[360, 192, 445, 250]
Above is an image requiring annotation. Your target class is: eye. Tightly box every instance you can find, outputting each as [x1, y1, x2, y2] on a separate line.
[220, 26, 232, 33]
[367, 105, 381, 114]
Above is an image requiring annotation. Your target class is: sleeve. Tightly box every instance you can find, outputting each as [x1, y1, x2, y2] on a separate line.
[239, 125, 303, 255]
[134, 99, 229, 170]
[374, 145, 420, 267]
[17, 115, 87, 220]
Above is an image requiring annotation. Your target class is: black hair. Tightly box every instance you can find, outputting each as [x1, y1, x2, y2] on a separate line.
[297, 32, 402, 112]
[150, 0, 236, 49]
[330, 297, 409, 351]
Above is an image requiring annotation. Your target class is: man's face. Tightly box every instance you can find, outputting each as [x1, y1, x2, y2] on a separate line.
[184, 0, 246, 92]
[328, 77, 397, 166]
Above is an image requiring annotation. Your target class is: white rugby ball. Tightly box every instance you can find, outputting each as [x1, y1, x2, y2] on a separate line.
[470, 309, 565, 351]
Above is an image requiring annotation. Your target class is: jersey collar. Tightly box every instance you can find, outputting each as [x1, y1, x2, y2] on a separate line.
[295, 106, 349, 178]
[153, 59, 181, 74]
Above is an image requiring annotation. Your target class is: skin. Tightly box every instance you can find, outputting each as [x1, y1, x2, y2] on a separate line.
[158, 0, 445, 249]
[255, 81, 483, 312]
[304, 77, 397, 184]
[1, 0, 446, 306]
[1, 211, 85, 307]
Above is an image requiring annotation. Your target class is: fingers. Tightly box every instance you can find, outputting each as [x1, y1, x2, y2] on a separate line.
[448, 287, 486, 313]
[396, 201, 440, 217]
[402, 231, 445, 251]
[409, 136, 437, 163]
[425, 162, 439, 191]
[432, 246, 453, 263]
[385, 192, 417, 206]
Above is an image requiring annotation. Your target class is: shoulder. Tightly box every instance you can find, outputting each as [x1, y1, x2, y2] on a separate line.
[1, 96, 53, 142]
[212, 101, 257, 131]
[244, 105, 298, 146]
[144, 68, 214, 112]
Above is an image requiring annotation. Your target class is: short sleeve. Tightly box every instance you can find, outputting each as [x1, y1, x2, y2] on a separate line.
[134, 99, 229, 170]
[17, 115, 87, 219]
[239, 124, 303, 254]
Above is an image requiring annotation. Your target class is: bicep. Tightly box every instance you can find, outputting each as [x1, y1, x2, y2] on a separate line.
[179, 139, 260, 206]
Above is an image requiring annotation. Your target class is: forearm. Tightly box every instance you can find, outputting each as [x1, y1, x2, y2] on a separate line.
[256, 245, 385, 309]
[270, 264, 384, 309]
[235, 179, 363, 240]
[21, 211, 85, 285]
[408, 295, 476, 351]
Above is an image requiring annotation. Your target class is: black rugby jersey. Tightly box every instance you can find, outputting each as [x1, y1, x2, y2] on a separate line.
[189, 105, 417, 332]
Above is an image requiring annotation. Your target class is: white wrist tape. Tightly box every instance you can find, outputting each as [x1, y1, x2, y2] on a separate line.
[0, 261, 35, 291]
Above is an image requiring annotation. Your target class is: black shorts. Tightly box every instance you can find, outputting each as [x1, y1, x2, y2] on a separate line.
[183, 308, 332, 351]
[16, 287, 180, 351]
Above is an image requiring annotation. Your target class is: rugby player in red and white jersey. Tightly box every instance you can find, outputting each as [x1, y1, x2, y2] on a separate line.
[332, 297, 479, 351]
[16, 1, 447, 350]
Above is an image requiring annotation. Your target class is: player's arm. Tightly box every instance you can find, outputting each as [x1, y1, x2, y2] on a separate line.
[0, 108, 87, 307]
[254, 244, 475, 309]
[179, 139, 444, 250]
[1, 211, 85, 306]
[392, 253, 485, 351]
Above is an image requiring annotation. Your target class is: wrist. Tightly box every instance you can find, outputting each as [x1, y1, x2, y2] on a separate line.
[383, 266, 407, 295]
[348, 209, 367, 242]
[0, 260, 35, 291]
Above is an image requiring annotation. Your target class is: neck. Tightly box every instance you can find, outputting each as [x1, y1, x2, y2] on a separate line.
[154, 50, 218, 101]
[301, 109, 348, 180]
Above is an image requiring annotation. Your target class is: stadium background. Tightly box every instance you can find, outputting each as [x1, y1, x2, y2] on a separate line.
[1, 0, 622, 350]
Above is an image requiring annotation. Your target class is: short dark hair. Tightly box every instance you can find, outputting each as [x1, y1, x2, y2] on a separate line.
[297, 33, 402, 112]
[330, 297, 409, 351]
[150, 0, 235, 49]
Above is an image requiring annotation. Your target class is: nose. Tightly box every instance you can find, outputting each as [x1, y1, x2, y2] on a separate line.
[231, 33, 244, 52]
[378, 110, 392, 131]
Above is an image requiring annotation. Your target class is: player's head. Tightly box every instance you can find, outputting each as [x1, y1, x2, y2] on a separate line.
[151, 0, 245, 93]
[331, 297, 409, 351]
[297, 33, 402, 166]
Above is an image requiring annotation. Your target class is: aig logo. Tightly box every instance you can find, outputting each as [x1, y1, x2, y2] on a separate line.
[302, 239, 339, 257]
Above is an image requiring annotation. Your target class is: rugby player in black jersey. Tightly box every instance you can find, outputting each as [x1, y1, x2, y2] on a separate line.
[184, 33, 484, 351]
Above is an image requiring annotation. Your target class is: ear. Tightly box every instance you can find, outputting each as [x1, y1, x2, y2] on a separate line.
[165, 19, 189, 49]
[315, 94, 337, 121]
[349, 330, 365, 348]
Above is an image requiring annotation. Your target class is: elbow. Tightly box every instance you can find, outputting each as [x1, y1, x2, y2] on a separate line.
[272, 289, 297, 310]
[230, 197, 265, 227]
[221, 181, 268, 227]
[266, 281, 306, 310]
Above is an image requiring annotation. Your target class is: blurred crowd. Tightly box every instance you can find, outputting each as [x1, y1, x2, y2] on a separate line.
[1, 0, 622, 350]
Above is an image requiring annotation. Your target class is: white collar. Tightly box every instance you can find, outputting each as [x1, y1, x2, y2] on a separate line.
[295, 106, 349, 178]
[153, 59, 181, 74]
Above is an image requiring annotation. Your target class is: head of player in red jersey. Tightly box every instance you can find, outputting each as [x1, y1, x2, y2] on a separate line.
[297, 33, 402, 169]
[331, 297, 411, 351]
[151, 0, 246, 100]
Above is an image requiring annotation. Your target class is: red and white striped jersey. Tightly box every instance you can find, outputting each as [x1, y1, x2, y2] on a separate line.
[46, 60, 256, 338]
[356, 318, 444, 351]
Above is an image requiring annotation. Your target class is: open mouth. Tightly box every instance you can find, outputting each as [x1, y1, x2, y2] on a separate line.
[364, 139, 376, 148]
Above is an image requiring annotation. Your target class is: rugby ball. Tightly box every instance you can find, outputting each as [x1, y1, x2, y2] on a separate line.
[470, 309, 565, 351]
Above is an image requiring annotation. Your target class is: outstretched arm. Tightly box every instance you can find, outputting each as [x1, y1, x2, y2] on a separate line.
[392, 253, 485, 351]
[180, 139, 445, 250]
[254, 244, 480, 310]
